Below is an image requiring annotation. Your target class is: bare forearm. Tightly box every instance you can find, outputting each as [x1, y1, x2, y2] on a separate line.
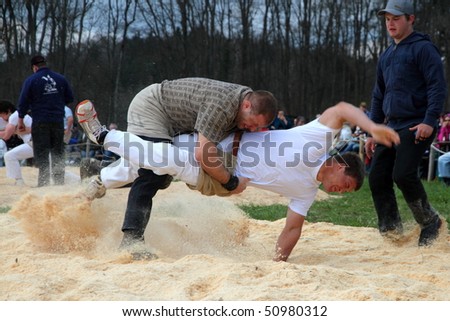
[0, 125, 15, 140]
[273, 209, 304, 262]
[274, 229, 301, 262]
[321, 102, 399, 147]
[199, 153, 230, 184]
[196, 133, 231, 184]
[335, 102, 376, 133]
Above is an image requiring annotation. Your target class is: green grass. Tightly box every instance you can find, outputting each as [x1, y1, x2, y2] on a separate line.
[0, 206, 11, 214]
[238, 204, 287, 222]
[239, 180, 449, 229]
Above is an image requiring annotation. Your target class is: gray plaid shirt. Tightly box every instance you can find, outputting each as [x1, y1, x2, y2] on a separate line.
[160, 78, 252, 143]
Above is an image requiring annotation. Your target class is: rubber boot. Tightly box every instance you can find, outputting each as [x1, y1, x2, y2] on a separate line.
[373, 195, 403, 235]
[407, 199, 442, 246]
[159, 175, 173, 190]
[119, 231, 157, 260]
[120, 230, 145, 248]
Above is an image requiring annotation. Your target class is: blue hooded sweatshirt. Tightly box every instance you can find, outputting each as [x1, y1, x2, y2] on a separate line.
[17, 67, 74, 124]
[370, 31, 447, 130]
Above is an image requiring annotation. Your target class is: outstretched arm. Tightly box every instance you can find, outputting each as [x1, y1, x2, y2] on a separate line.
[319, 101, 400, 147]
[274, 208, 305, 262]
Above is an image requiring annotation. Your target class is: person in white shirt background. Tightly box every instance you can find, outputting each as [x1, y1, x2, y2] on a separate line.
[0, 100, 33, 185]
[1, 101, 78, 186]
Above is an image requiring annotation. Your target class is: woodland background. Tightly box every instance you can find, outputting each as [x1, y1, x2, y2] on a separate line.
[0, 0, 449, 128]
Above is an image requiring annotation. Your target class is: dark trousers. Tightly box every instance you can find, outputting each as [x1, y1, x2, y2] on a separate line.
[121, 136, 173, 238]
[32, 122, 65, 186]
[369, 126, 436, 229]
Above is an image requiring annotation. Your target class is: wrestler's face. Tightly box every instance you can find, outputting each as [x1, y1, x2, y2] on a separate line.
[0, 112, 10, 121]
[236, 113, 269, 132]
[236, 102, 271, 132]
[322, 167, 357, 194]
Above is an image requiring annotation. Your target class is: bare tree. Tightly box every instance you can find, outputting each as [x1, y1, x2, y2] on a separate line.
[0, 0, 447, 123]
[106, 0, 137, 123]
[237, 0, 254, 83]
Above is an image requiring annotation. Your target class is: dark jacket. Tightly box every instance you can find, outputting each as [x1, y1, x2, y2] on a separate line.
[17, 67, 74, 124]
[370, 31, 447, 130]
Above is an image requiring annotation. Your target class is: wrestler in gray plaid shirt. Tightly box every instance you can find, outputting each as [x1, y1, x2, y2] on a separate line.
[116, 77, 277, 256]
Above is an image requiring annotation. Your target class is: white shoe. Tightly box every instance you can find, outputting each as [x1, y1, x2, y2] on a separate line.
[15, 178, 25, 186]
[75, 100, 108, 144]
[84, 175, 106, 200]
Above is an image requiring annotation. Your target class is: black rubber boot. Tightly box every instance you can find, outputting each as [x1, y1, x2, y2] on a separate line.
[419, 216, 442, 246]
[373, 196, 403, 235]
[119, 231, 157, 260]
[119, 230, 145, 248]
[407, 199, 441, 246]
[159, 175, 173, 190]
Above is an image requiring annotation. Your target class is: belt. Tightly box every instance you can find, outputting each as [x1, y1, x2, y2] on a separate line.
[232, 131, 243, 157]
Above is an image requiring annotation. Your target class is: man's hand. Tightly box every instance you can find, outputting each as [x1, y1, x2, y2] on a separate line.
[409, 123, 433, 144]
[17, 118, 26, 132]
[370, 124, 400, 147]
[229, 177, 249, 195]
[273, 209, 305, 262]
[365, 137, 376, 159]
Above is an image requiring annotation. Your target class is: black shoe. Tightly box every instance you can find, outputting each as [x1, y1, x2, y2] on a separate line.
[131, 251, 158, 260]
[376, 207, 403, 236]
[159, 175, 173, 190]
[379, 222, 403, 241]
[119, 232, 145, 249]
[80, 158, 103, 180]
[379, 220, 403, 234]
[418, 217, 442, 246]
[119, 232, 157, 260]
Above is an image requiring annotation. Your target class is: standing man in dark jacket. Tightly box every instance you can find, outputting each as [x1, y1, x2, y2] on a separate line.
[365, 0, 447, 246]
[17, 55, 74, 186]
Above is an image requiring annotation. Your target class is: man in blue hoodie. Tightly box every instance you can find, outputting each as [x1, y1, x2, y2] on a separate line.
[365, 0, 447, 246]
[17, 55, 74, 186]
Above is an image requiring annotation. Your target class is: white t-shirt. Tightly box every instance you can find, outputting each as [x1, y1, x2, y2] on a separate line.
[219, 119, 340, 216]
[8, 111, 33, 143]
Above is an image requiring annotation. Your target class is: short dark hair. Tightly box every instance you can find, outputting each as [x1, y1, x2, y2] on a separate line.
[30, 55, 47, 67]
[0, 100, 16, 114]
[248, 90, 278, 123]
[334, 152, 365, 191]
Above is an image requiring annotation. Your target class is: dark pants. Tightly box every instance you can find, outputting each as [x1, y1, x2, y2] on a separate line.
[121, 136, 173, 239]
[369, 126, 436, 230]
[32, 122, 65, 186]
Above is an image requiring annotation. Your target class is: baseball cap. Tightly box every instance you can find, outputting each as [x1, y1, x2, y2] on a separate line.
[30, 55, 47, 66]
[377, 0, 414, 16]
